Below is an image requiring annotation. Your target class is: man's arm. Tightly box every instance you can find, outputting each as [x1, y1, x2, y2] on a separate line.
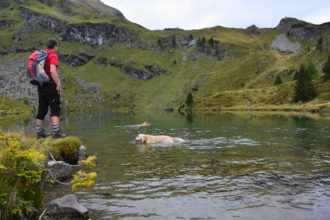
[50, 64, 61, 91]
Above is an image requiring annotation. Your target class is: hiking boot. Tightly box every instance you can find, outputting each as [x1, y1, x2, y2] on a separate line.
[36, 126, 48, 139]
[52, 127, 67, 139]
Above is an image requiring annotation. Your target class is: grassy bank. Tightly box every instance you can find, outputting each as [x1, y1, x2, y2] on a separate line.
[0, 96, 31, 127]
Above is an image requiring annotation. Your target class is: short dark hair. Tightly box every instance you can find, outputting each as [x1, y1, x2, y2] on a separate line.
[46, 39, 57, 49]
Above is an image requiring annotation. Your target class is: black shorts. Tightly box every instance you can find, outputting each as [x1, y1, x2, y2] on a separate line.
[36, 83, 61, 120]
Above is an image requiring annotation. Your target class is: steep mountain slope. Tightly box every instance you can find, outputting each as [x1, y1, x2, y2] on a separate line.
[0, 0, 330, 113]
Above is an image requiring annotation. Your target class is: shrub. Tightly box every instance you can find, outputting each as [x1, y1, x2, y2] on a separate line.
[0, 131, 45, 219]
[323, 55, 330, 81]
[0, 131, 96, 219]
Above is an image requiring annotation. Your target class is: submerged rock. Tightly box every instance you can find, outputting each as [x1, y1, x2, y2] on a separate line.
[44, 194, 89, 220]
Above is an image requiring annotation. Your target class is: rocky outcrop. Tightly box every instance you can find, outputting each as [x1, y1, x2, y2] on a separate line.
[196, 40, 239, 60]
[44, 194, 89, 220]
[0, 59, 104, 111]
[58, 54, 91, 67]
[95, 57, 155, 80]
[156, 35, 196, 51]
[20, 8, 67, 33]
[61, 23, 137, 46]
[144, 64, 172, 76]
[246, 25, 261, 35]
[271, 33, 301, 54]
[0, 20, 13, 28]
[0, 0, 10, 9]
[0, 60, 38, 105]
[276, 17, 330, 41]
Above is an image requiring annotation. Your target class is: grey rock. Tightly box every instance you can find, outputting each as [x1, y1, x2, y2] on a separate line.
[58, 54, 88, 67]
[144, 64, 172, 76]
[77, 146, 87, 161]
[20, 8, 67, 33]
[45, 194, 89, 220]
[61, 23, 137, 46]
[94, 57, 155, 80]
[196, 40, 238, 60]
[271, 34, 301, 54]
[246, 24, 261, 34]
[276, 17, 330, 40]
[47, 160, 78, 181]
[0, 60, 38, 106]
[0, 0, 10, 9]
[0, 20, 13, 28]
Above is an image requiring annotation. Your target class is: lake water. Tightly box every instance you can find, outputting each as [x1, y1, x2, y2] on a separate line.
[6, 111, 330, 220]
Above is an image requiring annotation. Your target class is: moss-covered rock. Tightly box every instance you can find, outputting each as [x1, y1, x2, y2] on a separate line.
[50, 136, 81, 164]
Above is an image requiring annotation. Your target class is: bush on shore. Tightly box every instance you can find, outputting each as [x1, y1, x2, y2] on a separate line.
[0, 131, 96, 220]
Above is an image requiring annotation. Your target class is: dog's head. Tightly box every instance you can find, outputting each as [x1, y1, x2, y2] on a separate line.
[136, 134, 147, 143]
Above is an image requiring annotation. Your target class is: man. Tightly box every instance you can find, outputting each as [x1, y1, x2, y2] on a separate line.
[35, 39, 66, 139]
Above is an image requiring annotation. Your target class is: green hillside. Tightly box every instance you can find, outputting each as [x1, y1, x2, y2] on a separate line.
[0, 0, 330, 114]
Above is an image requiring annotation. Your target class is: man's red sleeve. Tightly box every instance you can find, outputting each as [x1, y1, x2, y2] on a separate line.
[49, 53, 59, 66]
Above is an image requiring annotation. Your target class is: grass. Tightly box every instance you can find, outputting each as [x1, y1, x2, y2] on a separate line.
[0, 96, 31, 126]
[1, 0, 330, 114]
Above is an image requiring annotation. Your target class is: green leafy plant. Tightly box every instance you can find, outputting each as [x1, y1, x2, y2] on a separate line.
[0, 131, 97, 219]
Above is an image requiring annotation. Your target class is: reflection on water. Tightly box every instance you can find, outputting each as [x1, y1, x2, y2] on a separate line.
[5, 111, 330, 219]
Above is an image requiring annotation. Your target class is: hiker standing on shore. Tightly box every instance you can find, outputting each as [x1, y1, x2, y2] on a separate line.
[34, 39, 66, 139]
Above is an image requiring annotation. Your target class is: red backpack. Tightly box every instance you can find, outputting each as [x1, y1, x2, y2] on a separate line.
[27, 50, 52, 86]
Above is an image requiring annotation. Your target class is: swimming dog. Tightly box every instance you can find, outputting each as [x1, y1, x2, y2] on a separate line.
[136, 134, 184, 144]
[137, 122, 150, 127]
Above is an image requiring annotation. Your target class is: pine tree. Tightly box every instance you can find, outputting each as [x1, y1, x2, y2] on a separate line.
[306, 60, 317, 77]
[171, 36, 177, 48]
[157, 39, 163, 49]
[274, 75, 283, 85]
[294, 65, 316, 102]
[208, 37, 214, 47]
[197, 38, 203, 46]
[186, 93, 193, 111]
[322, 55, 330, 80]
[316, 37, 323, 52]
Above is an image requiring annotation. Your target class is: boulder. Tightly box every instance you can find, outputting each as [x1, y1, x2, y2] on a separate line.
[45, 194, 89, 220]
[47, 160, 78, 181]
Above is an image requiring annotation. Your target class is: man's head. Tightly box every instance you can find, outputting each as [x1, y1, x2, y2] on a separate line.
[46, 39, 58, 50]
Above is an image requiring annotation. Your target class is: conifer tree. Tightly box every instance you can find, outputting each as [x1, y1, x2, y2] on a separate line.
[316, 37, 323, 52]
[306, 60, 317, 77]
[186, 93, 193, 111]
[208, 37, 214, 47]
[294, 65, 316, 102]
[322, 55, 330, 81]
[274, 75, 283, 85]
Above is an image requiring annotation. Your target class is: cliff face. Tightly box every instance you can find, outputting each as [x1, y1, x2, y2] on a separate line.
[0, 1, 329, 112]
[61, 23, 136, 46]
[276, 17, 330, 40]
